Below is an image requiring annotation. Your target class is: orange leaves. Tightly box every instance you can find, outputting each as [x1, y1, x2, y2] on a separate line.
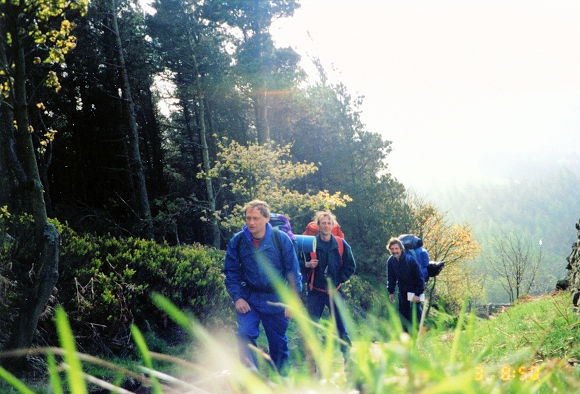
[411, 202, 483, 310]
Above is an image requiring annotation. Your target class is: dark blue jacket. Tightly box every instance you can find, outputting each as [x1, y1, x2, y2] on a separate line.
[300, 234, 356, 290]
[224, 223, 302, 313]
[387, 251, 425, 296]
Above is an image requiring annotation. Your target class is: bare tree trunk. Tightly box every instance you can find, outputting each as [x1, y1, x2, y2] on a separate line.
[0, 20, 22, 207]
[0, 97, 22, 209]
[1, 7, 60, 373]
[186, 18, 220, 248]
[425, 278, 436, 317]
[111, 0, 153, 239]
[6, 223, 60, 350]
[491, 233, 541, 302]
[140, 88, 166, 198]
[179, 91, 202, 194]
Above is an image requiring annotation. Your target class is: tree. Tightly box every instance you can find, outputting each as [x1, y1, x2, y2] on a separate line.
[198, 139, 351, 236]
[224, 0, 301, 143]
[39, 0, 162, 238]
[489, 232, 542, 303]
[412, 202, 483, 313]
[0, 0, 87, 371]
[269, 78, 410, 276]
[146, 0, 304, 245]
[110, 0, 153, 238]
[149, 0, 233, 247]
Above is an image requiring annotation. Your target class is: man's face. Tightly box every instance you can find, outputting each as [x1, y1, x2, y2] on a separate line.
[318, 215, 334, 237]
[245, 207, 268, 237]
[389, 243, 403, 259]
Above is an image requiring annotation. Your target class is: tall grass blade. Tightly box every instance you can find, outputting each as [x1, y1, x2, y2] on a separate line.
[46, 351, 64, 394]
[0, 366, 35, 394]
[130, 325, 162, 394]
[55, 306, 87, 394]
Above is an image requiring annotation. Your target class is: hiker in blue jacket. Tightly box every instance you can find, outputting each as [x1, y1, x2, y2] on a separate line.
[386, 237, 425, 331]
[223, 200, 302, 372]
[301, 211, 356, 354]
[399, 234, 430, 283]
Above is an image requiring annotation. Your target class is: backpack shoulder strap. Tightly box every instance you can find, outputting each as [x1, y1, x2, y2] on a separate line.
[273, 228, 291, 279]
[309, 237, 345, 294]
[336, 237, 344, 257]
[272, 228, 282, 254]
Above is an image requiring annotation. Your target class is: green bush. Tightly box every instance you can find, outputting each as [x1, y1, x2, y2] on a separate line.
[343, 274, 388, 320]
[52, 221, 232, 354]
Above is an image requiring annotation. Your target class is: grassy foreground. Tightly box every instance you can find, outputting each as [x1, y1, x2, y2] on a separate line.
[0, 290, 578, 393]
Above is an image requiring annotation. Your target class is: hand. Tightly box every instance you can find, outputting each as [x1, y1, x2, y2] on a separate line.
[413, 295, 421, 303]
[284, 308, 292, 319]
[234, 298, 251, 314]
[389, 294, 395, 303]
[307, 259, 318, 268]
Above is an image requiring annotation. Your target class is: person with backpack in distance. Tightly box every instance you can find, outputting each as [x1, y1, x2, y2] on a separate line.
[301, 211, 356, 355]
[386, 237, 425, 332]
[399, 234, 430, 284]
[399, 234, 445, 284]
[223, 200, 302, 373]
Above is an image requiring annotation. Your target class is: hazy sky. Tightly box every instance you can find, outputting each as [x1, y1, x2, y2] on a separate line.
[271, 0, 580, 190]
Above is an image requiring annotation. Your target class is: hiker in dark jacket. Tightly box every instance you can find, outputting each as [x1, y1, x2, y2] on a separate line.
[386, 237, 425, 331]
[223, 200, 302, 372]
[399, 234, 430, 283]
[301, 211, 356, 353]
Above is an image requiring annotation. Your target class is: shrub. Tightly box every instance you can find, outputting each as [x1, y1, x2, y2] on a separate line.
[50, 221, 232, 355]
[342, 274, 388, 320]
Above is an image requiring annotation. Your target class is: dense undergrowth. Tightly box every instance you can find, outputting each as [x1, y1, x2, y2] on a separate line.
[1, 220, 233, 357]
[2, 220, 382, 359]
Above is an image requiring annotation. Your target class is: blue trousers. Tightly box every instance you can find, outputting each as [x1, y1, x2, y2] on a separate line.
[397, 291, 422, 331]
[307, 289, 351, 352]
[236, 307, 289, 371]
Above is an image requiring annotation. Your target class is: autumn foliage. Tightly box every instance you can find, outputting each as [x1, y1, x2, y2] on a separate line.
[413, 203, 483, 311]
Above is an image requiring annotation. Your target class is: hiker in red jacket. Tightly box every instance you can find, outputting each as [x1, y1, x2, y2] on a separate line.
[300, 211, 356, 354]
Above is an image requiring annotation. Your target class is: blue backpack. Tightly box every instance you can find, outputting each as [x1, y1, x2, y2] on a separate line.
[399, 234, 444, 280]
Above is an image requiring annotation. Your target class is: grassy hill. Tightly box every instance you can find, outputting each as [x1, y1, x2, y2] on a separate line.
[1, 291, 579, 392]
[429, 291, 580, 392]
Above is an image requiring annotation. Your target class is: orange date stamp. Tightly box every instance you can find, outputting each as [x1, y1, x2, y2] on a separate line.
[475, 363, 541, 382]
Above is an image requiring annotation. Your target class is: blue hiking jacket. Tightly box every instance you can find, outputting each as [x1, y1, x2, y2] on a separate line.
[224, 223, 302, 313]
[300, 234, 356, 290]
[387, 251, 425, 296]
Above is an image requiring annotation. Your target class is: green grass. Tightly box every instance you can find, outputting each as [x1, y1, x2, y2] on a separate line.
[470, 292, 580, 362]
[1, 291, 579, 393]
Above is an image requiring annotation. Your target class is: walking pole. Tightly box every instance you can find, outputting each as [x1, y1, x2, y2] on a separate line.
[418, 296, 428, 335]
